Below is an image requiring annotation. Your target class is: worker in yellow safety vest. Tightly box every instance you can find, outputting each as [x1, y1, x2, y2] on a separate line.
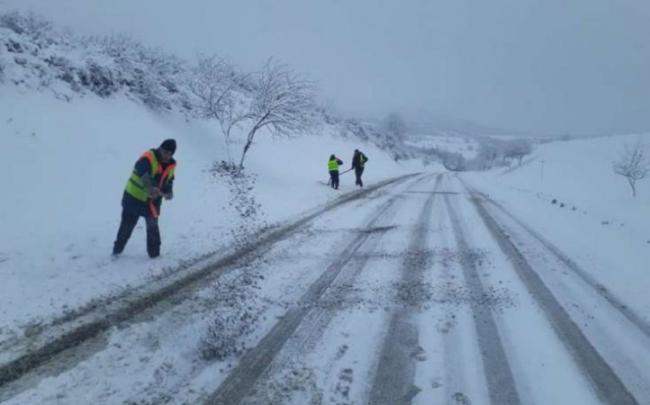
[328, 154, 343, 190]
[113, 139, 177, 258]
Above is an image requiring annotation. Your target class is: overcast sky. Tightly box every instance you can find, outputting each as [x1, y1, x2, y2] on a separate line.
[4, 0, 650, 134]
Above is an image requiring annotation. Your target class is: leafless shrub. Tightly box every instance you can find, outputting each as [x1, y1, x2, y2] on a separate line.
[238, 59, 316, 169]
[189, 55, 251, 161]
[442, 151, 466, 171]
[613, 141, 650, 197]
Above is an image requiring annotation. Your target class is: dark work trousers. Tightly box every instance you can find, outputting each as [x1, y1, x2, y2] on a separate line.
[329, 170, 339, 189]
[354, 167, 364, 187]
[113, 208, 161, 258]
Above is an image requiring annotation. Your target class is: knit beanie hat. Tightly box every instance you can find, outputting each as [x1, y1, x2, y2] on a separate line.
[160, 139, 177, 154]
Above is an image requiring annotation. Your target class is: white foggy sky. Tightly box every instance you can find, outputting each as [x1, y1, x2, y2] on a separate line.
[3, 0, 650, 134]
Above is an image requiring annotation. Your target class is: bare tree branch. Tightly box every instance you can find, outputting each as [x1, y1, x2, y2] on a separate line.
[238, 59, 316, 169]
[190, 55, 252, 161]
[613, 141, 650, 197]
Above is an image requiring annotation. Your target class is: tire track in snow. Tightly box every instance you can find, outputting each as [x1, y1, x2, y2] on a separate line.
[444, 193, 522, 405]
[237, 205, 408, 402]
[367, 174, 442, 405]
[435, 174, 486, 404]
[0, 174, 418, 396]
[458, 176, 650, 340]
[492, 198, 650, 339]
[468, 192, 638, 405]
[205, 175, 429, 405]
[237, 207, 409, 403]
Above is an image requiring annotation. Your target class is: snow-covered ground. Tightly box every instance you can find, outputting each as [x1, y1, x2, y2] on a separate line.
[0, 86, 422, 344]
[463, 134, 650, 318]
[5, 84, 650, 403]
[3, 6, 650, 405]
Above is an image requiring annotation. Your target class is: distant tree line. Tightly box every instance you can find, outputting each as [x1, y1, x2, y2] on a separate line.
[424, 137, 533, 172]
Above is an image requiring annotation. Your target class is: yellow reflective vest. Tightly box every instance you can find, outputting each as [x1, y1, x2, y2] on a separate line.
[125, 150, 176, 203]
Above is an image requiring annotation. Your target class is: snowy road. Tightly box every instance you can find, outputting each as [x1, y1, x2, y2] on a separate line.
[2, 173, 650, 404]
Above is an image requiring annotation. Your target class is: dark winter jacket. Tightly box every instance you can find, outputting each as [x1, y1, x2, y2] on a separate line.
[352, 151, 368, 169]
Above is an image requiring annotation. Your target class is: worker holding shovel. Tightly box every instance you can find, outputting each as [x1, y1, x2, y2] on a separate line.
[328, 154, 344, 190]
[113, 139, 177, 258]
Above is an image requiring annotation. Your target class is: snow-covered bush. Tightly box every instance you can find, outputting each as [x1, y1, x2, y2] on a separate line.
[442, 151, 466, 171]
[77, 60, 119, 97]
[1, 12, 193, 110]
[90, 34, 190, 109]
[469, 137, 534, 170]
[0, 11, 55, 47]
[503, 139, 533, 165]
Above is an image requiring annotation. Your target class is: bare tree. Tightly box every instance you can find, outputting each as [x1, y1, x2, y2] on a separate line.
[189, 55, 251, 161]
[613, 141, 650, 197]
[238, 59, 316, 169]
[504, 139, 533, 166]
[475, 139, 500, 169]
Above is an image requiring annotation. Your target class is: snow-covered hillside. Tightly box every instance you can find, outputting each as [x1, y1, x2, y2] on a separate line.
[0, 77, 421, 344]
[0, 11, 411, 157]
[0, 9, 432, 343]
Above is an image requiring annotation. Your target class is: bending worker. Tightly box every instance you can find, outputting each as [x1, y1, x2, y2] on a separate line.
[113, 139, 177, 258]
[328, 154, 343, 190]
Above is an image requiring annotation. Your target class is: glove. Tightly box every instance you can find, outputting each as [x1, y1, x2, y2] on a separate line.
[149, 187, 162, 199]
